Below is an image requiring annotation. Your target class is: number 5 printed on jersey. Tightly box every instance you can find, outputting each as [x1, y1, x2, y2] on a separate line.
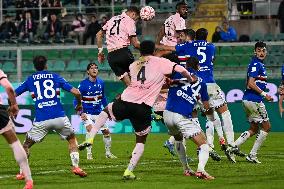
[197, 47, 207, 64]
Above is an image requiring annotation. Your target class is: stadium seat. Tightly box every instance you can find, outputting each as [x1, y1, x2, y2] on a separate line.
[250, 32, 263, 41]
[75, 49, 88, 60]
[2, 61, 15, 72]
[0, 51, 9, 59]
[71, 72, 85, 81]
[34, 50, 47, 57]
[268, 45, 282, 55]
[276, 33, 284, 41]
[238, 55, 252, 66]
[232, 46, 245, 56]
[22, 61, 34, 72]
[214, 56, 227, 67]
[50, 60, 65, 72]
[61, 49, 73, 59]
[66, 60, 80, 71]
[86, 49, 99, 60]
[47, 50, 60, 60]
[80, 60, 90, 71]
[219, 46, 233, 56]
[22, 51, 34, 60]
[227, 56, 240, 67]
[263, 33, 275, 41]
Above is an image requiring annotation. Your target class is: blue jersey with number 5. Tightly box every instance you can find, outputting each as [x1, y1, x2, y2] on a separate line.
[176, 40, 215, 83]
[15, 70, 73, 122]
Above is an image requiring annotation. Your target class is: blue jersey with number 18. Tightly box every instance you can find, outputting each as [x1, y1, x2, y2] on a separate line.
[176, 40, 216, 83]
[15, 70, 73, 122]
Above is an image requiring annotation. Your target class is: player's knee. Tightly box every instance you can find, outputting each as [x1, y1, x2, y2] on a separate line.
[86, 125, 92, 132]
[221, 110, 231, 119]
[102, 129, 110, 136]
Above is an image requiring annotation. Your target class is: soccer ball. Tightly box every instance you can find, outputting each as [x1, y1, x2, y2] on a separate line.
[140, 6, 155, 21]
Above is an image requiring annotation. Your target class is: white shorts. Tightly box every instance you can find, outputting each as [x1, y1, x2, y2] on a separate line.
[207, 83, 226, 109]
[163, 110, 203, 139]
[83, 114, 108, 130]
[28, 116, 74, 142]
[243, 100, 269, 123]
[0, 119, 14, 134]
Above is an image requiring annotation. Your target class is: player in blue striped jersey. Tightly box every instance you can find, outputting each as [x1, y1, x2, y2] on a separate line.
[15, 56, 87, 178]
[76, 63, 116, 160]
[230, 42, 273, 163]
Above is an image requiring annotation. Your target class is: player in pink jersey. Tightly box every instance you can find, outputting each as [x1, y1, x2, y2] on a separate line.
[78, 40, 194, 180]
[0, 69, 33, 189]
[96, 6, 140, 86]
[155, 1, 188, 62]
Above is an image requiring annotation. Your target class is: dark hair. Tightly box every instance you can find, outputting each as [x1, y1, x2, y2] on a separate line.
[176, 1, 188, 10]
[196, 28, 208, 40]
[183, 29, 195, 40]
[33, 56, 47, 71]
[186, 57, 199, 71]
[127, 6, 140, 15]
[140, 40, 155, 56]
[87, 62, 98, 70]
[254, 41, 266, 50]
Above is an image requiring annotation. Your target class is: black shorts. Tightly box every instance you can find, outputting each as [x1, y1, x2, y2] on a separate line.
[0, 105, 10, 130]
[162, 52, 179, 63]
[112, 99, 152, 133]
[107, 47, 135, 78]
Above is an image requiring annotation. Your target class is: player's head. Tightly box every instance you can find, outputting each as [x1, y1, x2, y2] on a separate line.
[140, 40, 155, 56]
[126, 6, 140, 21]
[196, 28, 208, 40]
[254, 41, 267, 60]
[178, 29, 195, 43]
[186, 56, 200, 71]
[176, 1, 188, 19]
[33, 56, 47, 71]
[222, 20, 229, 31]
[87, 62, 99, 78]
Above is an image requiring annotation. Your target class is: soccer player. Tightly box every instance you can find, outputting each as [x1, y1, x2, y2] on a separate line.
[278, 65, 284, 116]
[229, 42, 273, 163]
[76, 62, 116, 160]
[79, 40, 194, 179]
[0, 69, 33, 189]
[158, 28, 237, 162]
[15, 56, 87, 178]
[96, 6, 140, 86]
[155, 1, 188, 62]
[164, 56, 214, 179]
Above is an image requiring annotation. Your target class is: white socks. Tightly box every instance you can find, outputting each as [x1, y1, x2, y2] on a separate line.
[197, 144, 210, 172]
[250, 130, 268, 155]
[205, 121, 215, 148]
[85, 132, 92, 154]
[10, 140, 32, 181]
[221, 110, 235, 146]
[103, 135, 112, 154]
[127, 143, 144, 171]
[70, 152, 79, 168]
[235, 131, 250, 147]
[175, 140, 189, 171]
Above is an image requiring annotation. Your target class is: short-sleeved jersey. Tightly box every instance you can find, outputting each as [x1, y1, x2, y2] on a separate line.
[0, 69, 8, 105]
[15, 71, 73, 122]
[121, 56, 177, 107]
[175, 41, 191, 66]
[160, 13, 186, 46]
[243, 57, 267, 103]
[282, 65, 284, 81]
[102, 12, 136, 51]
[176, 40, 216, 83]
[166, 74, 209, 118]
[74, 77, 107, 115]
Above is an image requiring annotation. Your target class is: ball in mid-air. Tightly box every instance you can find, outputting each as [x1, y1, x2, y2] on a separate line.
[140, 6, 155, 21]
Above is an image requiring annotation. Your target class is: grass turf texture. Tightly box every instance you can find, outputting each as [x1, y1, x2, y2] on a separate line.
[0, 133, 284, 189]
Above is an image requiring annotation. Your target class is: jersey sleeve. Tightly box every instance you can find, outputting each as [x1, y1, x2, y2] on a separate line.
[15, 79, 29, 96]
[200, 82, 209, 101]
[248, 63, 260, 78]
[175, 44, 183, 54]
[159, 58, 176, 75]
[56, 74, 73, 92]
[127, 20, 137, 37]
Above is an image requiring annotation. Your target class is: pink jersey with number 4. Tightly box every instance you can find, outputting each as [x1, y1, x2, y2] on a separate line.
[102, 12, 136, 51]
[121, 56, 176, 107]
[160, 13, 186, 46]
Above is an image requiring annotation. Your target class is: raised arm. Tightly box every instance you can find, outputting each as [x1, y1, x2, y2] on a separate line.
[156, 25, 165, 44]
[130, 36, 140, 49]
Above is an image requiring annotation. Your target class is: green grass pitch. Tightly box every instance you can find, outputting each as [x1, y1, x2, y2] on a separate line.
[0, 133, 284, 189]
